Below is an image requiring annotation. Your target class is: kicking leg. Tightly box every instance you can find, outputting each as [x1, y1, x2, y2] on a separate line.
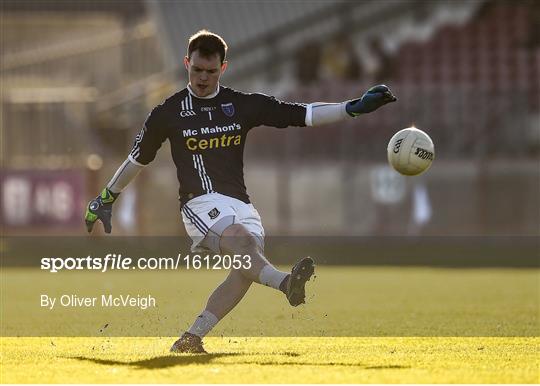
[220, 223, 287, 288]
[172, 223, 314, 353]
[220, 223, 315, 305]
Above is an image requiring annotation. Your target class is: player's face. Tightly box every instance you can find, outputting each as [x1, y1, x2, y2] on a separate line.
[184, 51, 227, 97]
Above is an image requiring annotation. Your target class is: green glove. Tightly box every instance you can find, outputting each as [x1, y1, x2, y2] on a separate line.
[346, 84, 397, 117]
[85, 188, 119, 233]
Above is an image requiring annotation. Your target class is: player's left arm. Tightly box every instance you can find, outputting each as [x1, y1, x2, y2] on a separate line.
[248, 84, 396, 129]
[307, 84, 397, 126]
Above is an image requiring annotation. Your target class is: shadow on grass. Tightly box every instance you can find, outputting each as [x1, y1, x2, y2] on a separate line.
[70, 353, 409, 370]
[70, 353, 240, 369]
[246, 361, 409, 368]
[246, 351, 300, 357]
[365, 365, 410, 369]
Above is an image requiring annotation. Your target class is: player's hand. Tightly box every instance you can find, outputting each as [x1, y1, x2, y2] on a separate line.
[84, 188, 119, 234]
[346, 84, 397, 117]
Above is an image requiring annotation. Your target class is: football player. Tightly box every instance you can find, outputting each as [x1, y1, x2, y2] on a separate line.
[85, 30, 396, 353]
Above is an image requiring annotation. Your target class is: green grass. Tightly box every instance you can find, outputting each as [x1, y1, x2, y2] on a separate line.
[1, 266, 539, 382]
[2, 337, 539, 383]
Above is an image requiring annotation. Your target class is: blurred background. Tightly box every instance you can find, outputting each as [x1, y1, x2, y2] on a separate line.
[1, 0, 539, 236]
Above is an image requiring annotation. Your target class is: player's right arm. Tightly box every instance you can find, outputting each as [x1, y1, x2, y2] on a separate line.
[85, 105, 169, 233]
[84, 159, 142, 233]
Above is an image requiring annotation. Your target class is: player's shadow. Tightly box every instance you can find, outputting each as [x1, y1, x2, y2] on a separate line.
[365, 365, 409, 369]
[71, 354, 409, 370]
[246, 361, 409, 368]
[70, 353, 239, 369]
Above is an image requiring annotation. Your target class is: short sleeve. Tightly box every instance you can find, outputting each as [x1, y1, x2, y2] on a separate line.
[129, 105, 169, 165]
[247, 93, 307, 129]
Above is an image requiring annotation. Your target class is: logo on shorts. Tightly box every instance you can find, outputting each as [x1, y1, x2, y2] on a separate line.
[208, 208, 220, 220]
[221, 103, 235, 117]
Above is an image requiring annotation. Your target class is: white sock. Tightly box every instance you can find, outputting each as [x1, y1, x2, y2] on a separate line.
[187, 310, 219, 338]
[258, 264, 288, 290]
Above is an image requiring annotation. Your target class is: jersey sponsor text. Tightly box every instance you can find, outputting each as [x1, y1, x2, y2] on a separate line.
[186, 134, 242, 151]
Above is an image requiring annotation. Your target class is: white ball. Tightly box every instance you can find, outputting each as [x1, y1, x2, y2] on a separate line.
[387, 127, 435, 176]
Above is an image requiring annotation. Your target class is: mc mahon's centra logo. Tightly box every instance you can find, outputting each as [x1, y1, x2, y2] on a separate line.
[221, 103, 235, 117]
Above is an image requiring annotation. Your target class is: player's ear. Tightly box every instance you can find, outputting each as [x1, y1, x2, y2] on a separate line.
[221, 61, 228, 74]
[183, 56, 190, 70]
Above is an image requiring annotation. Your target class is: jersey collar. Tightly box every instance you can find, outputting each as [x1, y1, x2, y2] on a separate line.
[187, 83, 221, 99]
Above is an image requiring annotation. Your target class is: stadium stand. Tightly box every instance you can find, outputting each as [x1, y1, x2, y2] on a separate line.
[1, 0, 537, 235]
[276, 0, 539, 162]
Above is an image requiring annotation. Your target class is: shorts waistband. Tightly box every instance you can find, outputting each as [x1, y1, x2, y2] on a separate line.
[179, 192, 251, 208]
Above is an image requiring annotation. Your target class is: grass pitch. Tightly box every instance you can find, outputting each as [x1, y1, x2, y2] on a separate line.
[2, 337, 538, 383]
[1, 266, 539, 383]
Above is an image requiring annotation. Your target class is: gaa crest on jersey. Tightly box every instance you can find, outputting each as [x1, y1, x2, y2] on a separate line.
[208, 207, 220, 220]
[221, 103, 235, 117]
[180, 94, 196, 117]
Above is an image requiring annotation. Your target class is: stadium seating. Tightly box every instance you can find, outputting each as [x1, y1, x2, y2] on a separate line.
[274, 1, 539, 162]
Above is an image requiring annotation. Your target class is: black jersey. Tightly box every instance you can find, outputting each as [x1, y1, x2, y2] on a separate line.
[129, 85, 307, 206]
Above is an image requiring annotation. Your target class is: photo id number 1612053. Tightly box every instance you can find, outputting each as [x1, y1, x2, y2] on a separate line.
[183, 254, 252, 270]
